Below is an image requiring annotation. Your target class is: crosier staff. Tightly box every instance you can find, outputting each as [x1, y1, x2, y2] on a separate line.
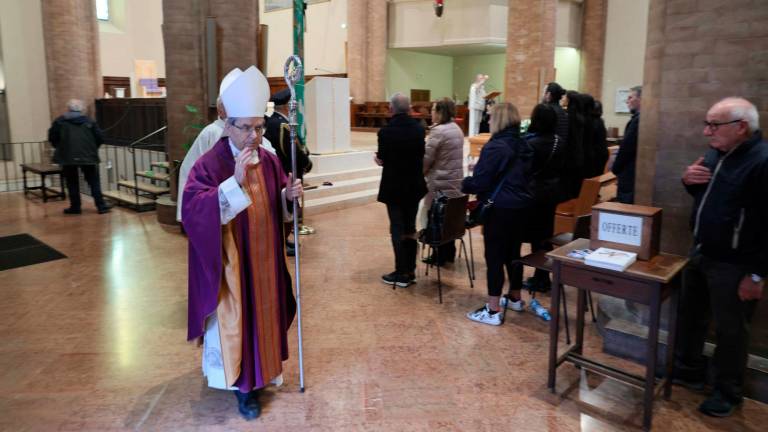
[284, 54, 306, 392]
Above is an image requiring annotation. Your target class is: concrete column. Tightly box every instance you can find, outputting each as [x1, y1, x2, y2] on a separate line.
[579, 0, 607, 99]
[41, 0, 101, 120]
[504, 0, 556, 117]
[347, 0, 387, 103]
[636, 0, 768, 255]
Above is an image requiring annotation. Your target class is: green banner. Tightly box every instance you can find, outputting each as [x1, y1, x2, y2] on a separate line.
[293, 0, 306, 143]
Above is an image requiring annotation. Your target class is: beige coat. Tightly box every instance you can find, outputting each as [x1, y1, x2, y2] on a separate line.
[418, 121, 465, 229]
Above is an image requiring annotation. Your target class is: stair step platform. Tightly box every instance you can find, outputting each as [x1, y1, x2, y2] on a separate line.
[103, 190, 155, 207]
[304, 176, 380, 200]
[136, 171, 170, 182]
[117, 180, 170, 195]
[151, 161, 170, 170]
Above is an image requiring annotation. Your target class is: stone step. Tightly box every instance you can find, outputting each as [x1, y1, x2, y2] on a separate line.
[304, 188, 378, 216]
[304, 176, 380, 200]
[308, 150, 377, 175]
[117, 180, 170, 195]
[151, 161, 170, 170]
[304, 166, 382, 185]
[136, 171, 170, 182]
[103, 190, 155, 207]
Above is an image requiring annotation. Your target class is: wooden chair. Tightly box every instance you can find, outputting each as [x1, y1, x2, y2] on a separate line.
[419, 195, 474, 304]
[554, 172, 616, 234]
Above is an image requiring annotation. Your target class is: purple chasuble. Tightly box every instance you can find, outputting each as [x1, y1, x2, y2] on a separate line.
[183, 138, 296, 391]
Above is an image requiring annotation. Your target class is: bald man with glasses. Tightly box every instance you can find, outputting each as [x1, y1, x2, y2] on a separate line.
[675, 97, 768, 417]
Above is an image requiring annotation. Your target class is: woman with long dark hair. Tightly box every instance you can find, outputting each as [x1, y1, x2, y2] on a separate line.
[462, 103, 534, 326]
[514, 103, 566, 294]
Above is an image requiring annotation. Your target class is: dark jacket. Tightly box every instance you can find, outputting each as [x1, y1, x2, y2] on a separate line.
[549, 102, 569, 151]
[376, 113, 427, 205]
[588, 117, 609, 178]
[685, 130, 768, 277]
[462, 126, 534, 209]
[48, 112, 104, 165]
[613, 112, 639, 194]
[526, 131, 566, 204]
[264, 111, 312, 178]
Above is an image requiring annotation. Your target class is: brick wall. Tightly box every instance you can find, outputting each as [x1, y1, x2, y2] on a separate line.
[580, 0, 607, 99]
[163, 0, 206, 171]
[636, 0, 768, 254]
[504, 0, 556, 117]
[347, 0, 387, 103]
[41, 0, 101, 121]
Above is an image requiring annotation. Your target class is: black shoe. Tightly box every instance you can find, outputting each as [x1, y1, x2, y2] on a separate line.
[286, 244, 295, 257]
[698, 391, 741, 417]
[63, 207, 81, 215]
[286, 240, 295, 249]
[233, 390, 261, 420]
[524, 277, 551, 293]
[381, 272, 412, 288]
[97, 206, 111, 214]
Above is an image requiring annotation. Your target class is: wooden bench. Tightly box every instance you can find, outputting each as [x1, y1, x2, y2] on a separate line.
[554, 172, 616, 234]
[20, 163, 66, 202]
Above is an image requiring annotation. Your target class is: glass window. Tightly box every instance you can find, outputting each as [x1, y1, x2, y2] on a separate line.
[96, 0, 110, 21]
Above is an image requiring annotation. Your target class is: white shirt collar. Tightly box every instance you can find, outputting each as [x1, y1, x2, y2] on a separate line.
[227, 137, 241, 158]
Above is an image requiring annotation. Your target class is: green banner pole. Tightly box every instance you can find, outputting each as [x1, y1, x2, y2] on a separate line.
[293, 0, 306, 143]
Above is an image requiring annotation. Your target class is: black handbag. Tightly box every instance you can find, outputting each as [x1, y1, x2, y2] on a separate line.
[420, 191, 448, 244]
[466, 164, 514, 227]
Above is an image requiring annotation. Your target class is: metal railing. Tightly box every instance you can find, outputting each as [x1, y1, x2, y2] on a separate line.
[1, 130, 169, 208]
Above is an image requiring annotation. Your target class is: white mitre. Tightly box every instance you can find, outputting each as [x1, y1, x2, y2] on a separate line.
[220, 65, 270, 117]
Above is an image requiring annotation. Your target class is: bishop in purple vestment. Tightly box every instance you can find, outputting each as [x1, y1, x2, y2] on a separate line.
[182, 65, 301, 420]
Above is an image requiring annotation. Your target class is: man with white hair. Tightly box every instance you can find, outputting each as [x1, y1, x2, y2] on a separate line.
[48, 99, 111, 214]
[468, 73, 488, 136]
[676, 97, 767, 417]
[182, 66, 303, 420]
[376, 93, 427, 287]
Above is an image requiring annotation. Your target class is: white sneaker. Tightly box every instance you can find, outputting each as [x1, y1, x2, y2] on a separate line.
[500, 296, 525, 312]
[466, 305, 503, 326]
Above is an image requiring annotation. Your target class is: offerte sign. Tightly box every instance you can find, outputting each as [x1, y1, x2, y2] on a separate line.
[598, 212, 643, 246]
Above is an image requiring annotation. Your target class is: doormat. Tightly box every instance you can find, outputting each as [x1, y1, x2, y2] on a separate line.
[0, 234, 67, 271]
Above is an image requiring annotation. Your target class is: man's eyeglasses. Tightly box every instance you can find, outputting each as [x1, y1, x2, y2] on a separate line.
[231, 123, 266, 136]
[703, 119, 742, 132]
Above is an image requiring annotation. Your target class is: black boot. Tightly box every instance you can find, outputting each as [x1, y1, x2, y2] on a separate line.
[233, 390, 261, 420]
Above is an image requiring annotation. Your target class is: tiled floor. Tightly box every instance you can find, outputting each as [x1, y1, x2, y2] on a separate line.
[1, 192, 766, 431]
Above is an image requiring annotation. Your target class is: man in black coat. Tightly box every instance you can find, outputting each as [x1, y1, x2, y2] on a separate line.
[48, 99, 110, 214]
[264, 89, 313, 256]
[676, 97, 767, 417]
[612, 86, 641, 204]
[264, 89, 312, 180]
[376, 93, 427, 287]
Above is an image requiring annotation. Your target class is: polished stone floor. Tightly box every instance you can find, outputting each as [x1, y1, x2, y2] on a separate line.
[1, 192, 766, 431]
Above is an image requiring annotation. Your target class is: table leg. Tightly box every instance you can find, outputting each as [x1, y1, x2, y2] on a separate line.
[548, 261, 562, 392]
[664, 281, 680, 399]
[643, 284, 662, 430]
[22, 169, 28, 196]
[576, 287, 586, 354]
[41, 174, 48, 202]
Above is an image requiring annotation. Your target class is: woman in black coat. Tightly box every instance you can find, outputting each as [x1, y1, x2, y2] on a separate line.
[462, 103, 534, 326]
[518, 104, 566, 293]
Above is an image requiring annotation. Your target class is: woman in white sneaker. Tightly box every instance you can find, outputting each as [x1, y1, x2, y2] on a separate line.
[461, 103, 534, 325]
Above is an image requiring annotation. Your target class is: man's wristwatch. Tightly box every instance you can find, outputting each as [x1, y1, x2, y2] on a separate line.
[750, 274, 764, 284]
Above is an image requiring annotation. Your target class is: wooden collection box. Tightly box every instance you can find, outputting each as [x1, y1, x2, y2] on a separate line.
[590, 202, 662, 260]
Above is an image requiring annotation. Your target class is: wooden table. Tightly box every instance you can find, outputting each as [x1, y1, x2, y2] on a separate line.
[21, 163, 66, 202]
[547, 238, 688, 430]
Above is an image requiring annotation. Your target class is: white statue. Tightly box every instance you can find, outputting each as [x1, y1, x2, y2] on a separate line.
[468, 74, 488, 136]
